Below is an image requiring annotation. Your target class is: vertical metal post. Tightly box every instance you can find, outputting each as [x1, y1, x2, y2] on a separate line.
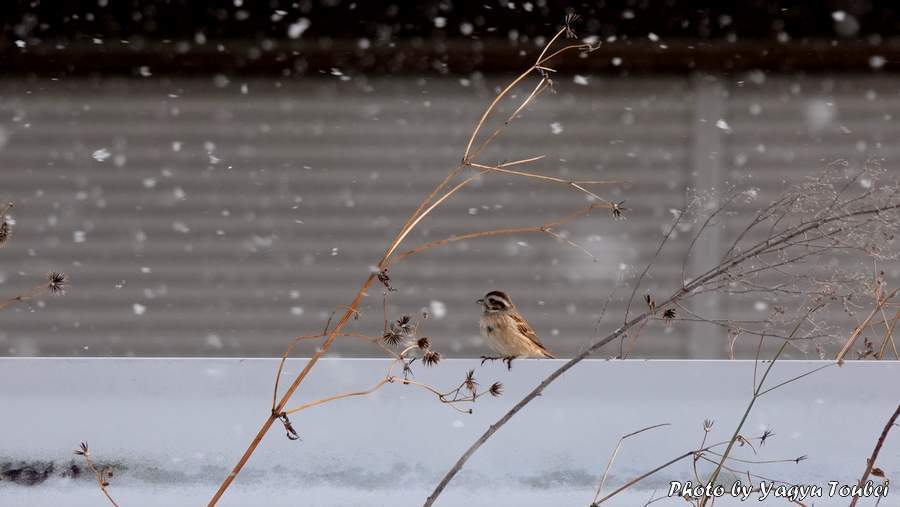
[686, 74, 727, 358]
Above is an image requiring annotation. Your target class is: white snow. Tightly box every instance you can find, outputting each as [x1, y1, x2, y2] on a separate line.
[1, 357, 896, 506]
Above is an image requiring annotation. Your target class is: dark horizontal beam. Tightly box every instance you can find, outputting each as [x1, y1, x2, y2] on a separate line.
[2, 38, 899, 76]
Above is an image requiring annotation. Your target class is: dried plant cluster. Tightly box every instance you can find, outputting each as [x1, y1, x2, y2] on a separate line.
[73, 442, 119, 507]
[667, 161, 900, 361]
[0, 202, 68, 312]
[269, 292, 505, 443]
[208, 15, 617, 506]
[425, 163, 900, 505]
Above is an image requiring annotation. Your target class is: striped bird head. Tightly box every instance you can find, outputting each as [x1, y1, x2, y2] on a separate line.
[477, 290, 513, 314]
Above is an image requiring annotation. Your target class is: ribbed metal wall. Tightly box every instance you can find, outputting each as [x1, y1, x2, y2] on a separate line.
[0, 75, 896, 358]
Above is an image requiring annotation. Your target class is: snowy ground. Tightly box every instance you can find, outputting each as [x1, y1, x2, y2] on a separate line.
[1, 358, 897, 506]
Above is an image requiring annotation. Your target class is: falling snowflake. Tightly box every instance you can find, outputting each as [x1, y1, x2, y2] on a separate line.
[869, 55, 886, 69]
[92, 148, 111, 162]
[429, 300, 447, 319]
[287, 18, 310, 39]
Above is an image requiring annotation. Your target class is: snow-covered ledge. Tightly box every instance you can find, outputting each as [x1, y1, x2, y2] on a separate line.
[2, 358, 897, 506]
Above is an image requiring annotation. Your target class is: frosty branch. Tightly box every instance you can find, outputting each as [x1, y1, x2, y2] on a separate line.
[424, 163, 900, 505]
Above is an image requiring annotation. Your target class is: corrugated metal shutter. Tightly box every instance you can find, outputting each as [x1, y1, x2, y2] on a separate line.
[0, 75, 894, 358]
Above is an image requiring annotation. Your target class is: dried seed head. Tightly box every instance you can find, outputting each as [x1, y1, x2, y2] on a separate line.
[101, 467, 114, 486]
[422, 350, 441, 367]
[644, 294, 656, 313]
[47, 272, 67, 295]
[0, 220, 10, 247]
[760, 429, 775, 445]
[278, 413, 301, 441]
[394, 315, 412, 334]
[74, 441, 90, 456]
[611, 200, 626, 219]
[563, 13, 580, 39]
[382, 330, 403, 347]
[463, 369, 478, 393]
[662, 308, 677, 321]
[489, 382, 504, 397]
[377, 269, 396, 292]
[703, 419, 714, 432]
[416, 337, 430, 350]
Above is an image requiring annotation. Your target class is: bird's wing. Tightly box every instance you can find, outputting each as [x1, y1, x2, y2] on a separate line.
[510, 312, 554, 358]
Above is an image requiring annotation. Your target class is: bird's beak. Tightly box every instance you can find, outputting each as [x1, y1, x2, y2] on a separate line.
[476, 298, 484, 305]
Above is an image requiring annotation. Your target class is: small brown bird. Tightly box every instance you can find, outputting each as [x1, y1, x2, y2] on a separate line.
[477, 290, 554, 369]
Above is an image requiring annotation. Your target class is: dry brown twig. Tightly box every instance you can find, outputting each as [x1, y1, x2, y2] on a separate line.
[591, 423, 671, 505]
[877, 308, 900, 359]
[73, 442, 119, 507]
[835, 265, 899, 363]
[208, 20, 610, 505]
[848, 403, 899, 507]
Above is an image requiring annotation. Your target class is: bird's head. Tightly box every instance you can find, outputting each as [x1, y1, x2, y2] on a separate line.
[477, 290, 513, 314]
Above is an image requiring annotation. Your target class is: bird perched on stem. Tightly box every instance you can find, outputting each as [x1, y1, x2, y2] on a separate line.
[477, 290, 554, 369]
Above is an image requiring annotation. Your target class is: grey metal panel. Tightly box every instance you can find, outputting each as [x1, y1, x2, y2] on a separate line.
[0, 75, 893, 358]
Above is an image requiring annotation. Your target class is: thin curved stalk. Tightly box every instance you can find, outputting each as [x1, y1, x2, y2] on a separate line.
[848, 404, 900, 507]
[380, 171, 488, 263]
[284, 377, 392, 415]
[592, 423, 671, 505]
[389, 204, 600, 265]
